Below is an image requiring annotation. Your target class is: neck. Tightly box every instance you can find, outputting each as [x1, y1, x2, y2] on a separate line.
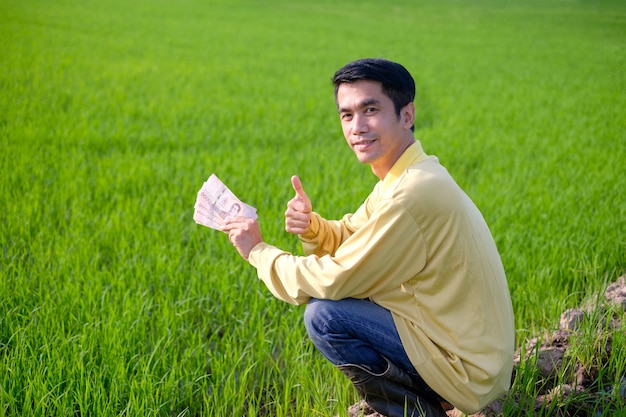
[371, 138, 415, 180]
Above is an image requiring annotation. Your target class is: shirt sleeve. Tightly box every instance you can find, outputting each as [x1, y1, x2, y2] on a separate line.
[298, 199, 370, 257]
[248, 196, 428, 305]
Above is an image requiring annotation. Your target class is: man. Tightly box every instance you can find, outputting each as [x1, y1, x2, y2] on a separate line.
[223, 58, 515, 417]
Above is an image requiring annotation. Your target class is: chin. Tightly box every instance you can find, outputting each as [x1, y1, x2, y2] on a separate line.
[353, 151, 377, 165]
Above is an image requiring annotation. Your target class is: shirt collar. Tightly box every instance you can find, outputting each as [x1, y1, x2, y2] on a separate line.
[380, 141, 428, 192]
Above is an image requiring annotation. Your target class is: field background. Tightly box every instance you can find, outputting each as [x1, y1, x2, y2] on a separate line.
[1, 0, 625, 416]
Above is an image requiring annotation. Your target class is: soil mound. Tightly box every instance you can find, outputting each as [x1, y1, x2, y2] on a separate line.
[446, 275, 626, 417]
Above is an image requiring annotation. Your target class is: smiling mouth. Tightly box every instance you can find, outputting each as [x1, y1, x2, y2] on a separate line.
[352, 139, 376, 149]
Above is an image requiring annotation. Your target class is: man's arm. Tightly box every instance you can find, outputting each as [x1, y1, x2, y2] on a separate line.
[248, 196, 427, 304]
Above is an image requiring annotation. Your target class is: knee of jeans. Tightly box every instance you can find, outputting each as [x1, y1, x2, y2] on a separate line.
[303, 298, 329, 340]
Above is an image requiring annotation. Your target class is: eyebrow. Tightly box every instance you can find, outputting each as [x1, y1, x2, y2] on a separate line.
[338, 98, 381, 114]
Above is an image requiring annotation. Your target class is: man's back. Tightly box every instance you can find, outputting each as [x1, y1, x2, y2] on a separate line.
[373, 149, 515, 413]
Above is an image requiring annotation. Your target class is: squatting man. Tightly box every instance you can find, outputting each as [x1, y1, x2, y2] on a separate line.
[222, 58, 515, 417]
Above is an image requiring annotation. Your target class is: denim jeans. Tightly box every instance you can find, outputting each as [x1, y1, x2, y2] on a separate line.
[304, 297, 438, 399]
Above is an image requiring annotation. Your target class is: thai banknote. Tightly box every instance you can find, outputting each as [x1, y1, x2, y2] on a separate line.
[193, 174, 257, 230]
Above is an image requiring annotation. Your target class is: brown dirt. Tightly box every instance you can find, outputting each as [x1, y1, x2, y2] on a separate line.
[446, 275, 626, 417]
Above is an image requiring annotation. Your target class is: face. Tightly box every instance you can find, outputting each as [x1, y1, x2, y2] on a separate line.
[336, 80, 415, 179]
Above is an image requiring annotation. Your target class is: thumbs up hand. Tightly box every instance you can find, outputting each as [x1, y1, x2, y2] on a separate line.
[285, 175, 312, 235]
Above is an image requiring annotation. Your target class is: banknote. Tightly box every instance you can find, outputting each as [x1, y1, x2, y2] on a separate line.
[193, 174, 257, 230]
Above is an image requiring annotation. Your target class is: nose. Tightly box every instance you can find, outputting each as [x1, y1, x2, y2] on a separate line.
[351, 113, 368, 135]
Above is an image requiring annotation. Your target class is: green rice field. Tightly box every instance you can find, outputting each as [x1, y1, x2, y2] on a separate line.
[1, 0, 625, 415]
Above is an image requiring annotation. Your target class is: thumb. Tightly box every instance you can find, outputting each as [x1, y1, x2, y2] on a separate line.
[291, 175, 311, 208]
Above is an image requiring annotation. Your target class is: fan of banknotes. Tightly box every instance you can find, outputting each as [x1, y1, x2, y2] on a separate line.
[193, 174, 257, 231]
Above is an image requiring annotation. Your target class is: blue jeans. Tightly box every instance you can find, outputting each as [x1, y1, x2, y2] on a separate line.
[304, 298, 438, 399]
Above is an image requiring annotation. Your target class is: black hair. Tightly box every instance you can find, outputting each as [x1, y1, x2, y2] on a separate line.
[332, 58, 415, 122]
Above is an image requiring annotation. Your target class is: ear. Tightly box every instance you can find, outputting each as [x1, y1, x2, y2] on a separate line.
[402, 102, 415, 130]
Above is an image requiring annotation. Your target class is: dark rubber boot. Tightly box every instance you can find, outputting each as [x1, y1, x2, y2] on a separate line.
[337, 360, 448, 417]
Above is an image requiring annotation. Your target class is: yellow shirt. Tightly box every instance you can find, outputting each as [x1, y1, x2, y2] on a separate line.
[248, 141, 515, 413]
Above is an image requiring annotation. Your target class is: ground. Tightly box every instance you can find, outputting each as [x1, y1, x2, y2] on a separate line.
[446, 275, 626, 417]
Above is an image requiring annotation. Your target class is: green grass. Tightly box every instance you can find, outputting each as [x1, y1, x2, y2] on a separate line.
[1, 0, 625, 415]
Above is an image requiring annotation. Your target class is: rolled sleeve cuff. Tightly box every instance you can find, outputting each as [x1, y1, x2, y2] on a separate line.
[298, 212, 321, 242]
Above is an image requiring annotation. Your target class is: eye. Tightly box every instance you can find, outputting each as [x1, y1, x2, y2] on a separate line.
[341, 112, 353, 121]
[365, 107, 377, 114]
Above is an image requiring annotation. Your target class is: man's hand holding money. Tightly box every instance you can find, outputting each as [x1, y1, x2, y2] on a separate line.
[194, 173, 262, 259]
[195, 174, 313, 261]
[222, 217, 262, 261]
[193, 174, 258, 230]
